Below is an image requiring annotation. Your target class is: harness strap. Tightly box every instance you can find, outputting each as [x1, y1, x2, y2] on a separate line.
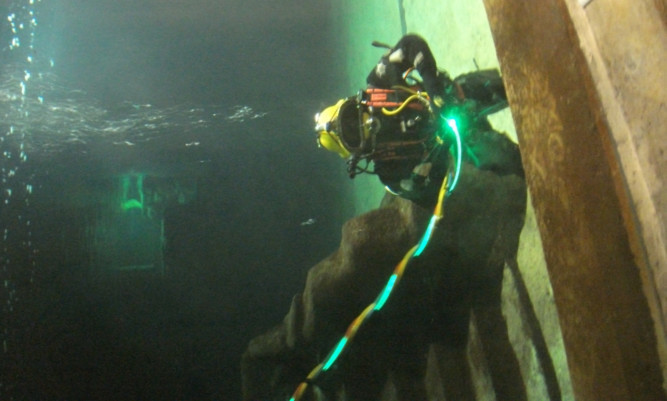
[363, 87, 427, 110]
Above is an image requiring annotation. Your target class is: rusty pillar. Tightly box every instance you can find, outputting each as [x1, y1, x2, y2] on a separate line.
[482, 0, 666, 400]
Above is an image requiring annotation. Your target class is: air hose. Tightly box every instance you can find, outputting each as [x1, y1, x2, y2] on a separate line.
[289, 117, 463, 401]
[380, 93, 430, 116]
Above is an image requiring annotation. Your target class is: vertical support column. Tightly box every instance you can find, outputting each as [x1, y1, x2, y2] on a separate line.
[482, 0, 666, 400]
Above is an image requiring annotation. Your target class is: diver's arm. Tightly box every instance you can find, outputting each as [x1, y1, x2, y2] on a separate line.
[367, 34, 447, 112]
[392, 35, 444, 95]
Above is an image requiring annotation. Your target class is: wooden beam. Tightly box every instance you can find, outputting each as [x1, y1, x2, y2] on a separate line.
[482, 0, 666, 399]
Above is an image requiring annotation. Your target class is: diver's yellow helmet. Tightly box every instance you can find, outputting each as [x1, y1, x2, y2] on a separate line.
[315, 99, 350, 158]
[314, 97, 373, 159]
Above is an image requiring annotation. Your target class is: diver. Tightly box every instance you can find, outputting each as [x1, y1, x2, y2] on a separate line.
[241, 35, 527, 401]
[314, 34, 517, 208]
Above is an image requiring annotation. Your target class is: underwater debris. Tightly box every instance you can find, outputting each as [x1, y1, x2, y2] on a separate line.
[300, 218, 316, 226]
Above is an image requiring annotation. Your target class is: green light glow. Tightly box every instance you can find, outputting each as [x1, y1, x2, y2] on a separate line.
[322, 338, 348, 371]
[120, 173, 145, 211]
[374, 274, 398, 311]
[446, 118, 462, 193]
[121, 198, 143, 211]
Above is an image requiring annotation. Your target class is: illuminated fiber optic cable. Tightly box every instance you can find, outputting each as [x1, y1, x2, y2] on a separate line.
[290, 118, 462, 400]
[446, 118, 462, 194]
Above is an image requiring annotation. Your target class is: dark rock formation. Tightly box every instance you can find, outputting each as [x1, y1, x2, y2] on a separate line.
[242, 151, 527, 400]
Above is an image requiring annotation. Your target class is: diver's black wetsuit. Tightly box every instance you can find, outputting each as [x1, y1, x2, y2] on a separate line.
[366, 34, 447, 106]
[362, 34, 521, 208]
[364, 35, 450, 207]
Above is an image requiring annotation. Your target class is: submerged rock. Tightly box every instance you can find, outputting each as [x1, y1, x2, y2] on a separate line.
[242, 152, 527, 400]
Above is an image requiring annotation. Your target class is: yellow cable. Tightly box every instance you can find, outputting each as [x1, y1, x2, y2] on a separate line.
[381, 94, 430, 116]
[290, 154, 454, 401]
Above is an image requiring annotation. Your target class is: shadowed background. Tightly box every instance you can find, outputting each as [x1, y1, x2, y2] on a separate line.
[1, 1, 358, 399]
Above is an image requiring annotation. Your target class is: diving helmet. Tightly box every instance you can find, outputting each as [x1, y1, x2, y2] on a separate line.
[314, 97, 377, 159]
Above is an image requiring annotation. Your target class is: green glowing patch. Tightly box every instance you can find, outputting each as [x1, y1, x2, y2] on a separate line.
[121, 198, 143, 211]
[120, 173, 145, 211]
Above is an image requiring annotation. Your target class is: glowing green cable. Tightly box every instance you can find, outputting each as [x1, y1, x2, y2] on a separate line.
[446, 118, 462, 193]
[414, 118, 460, 257]
[290, 112, 464, 401]
[414, 215, 438, 257]
[374, 274, 398, 311]
[322, 338, 348, 371]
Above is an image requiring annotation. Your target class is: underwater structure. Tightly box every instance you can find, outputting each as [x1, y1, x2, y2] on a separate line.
[87, 173, 195, 274]
[243, 0, 666, 400]
[242, 158, 528, 399]
[1, 0, 663, 399]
